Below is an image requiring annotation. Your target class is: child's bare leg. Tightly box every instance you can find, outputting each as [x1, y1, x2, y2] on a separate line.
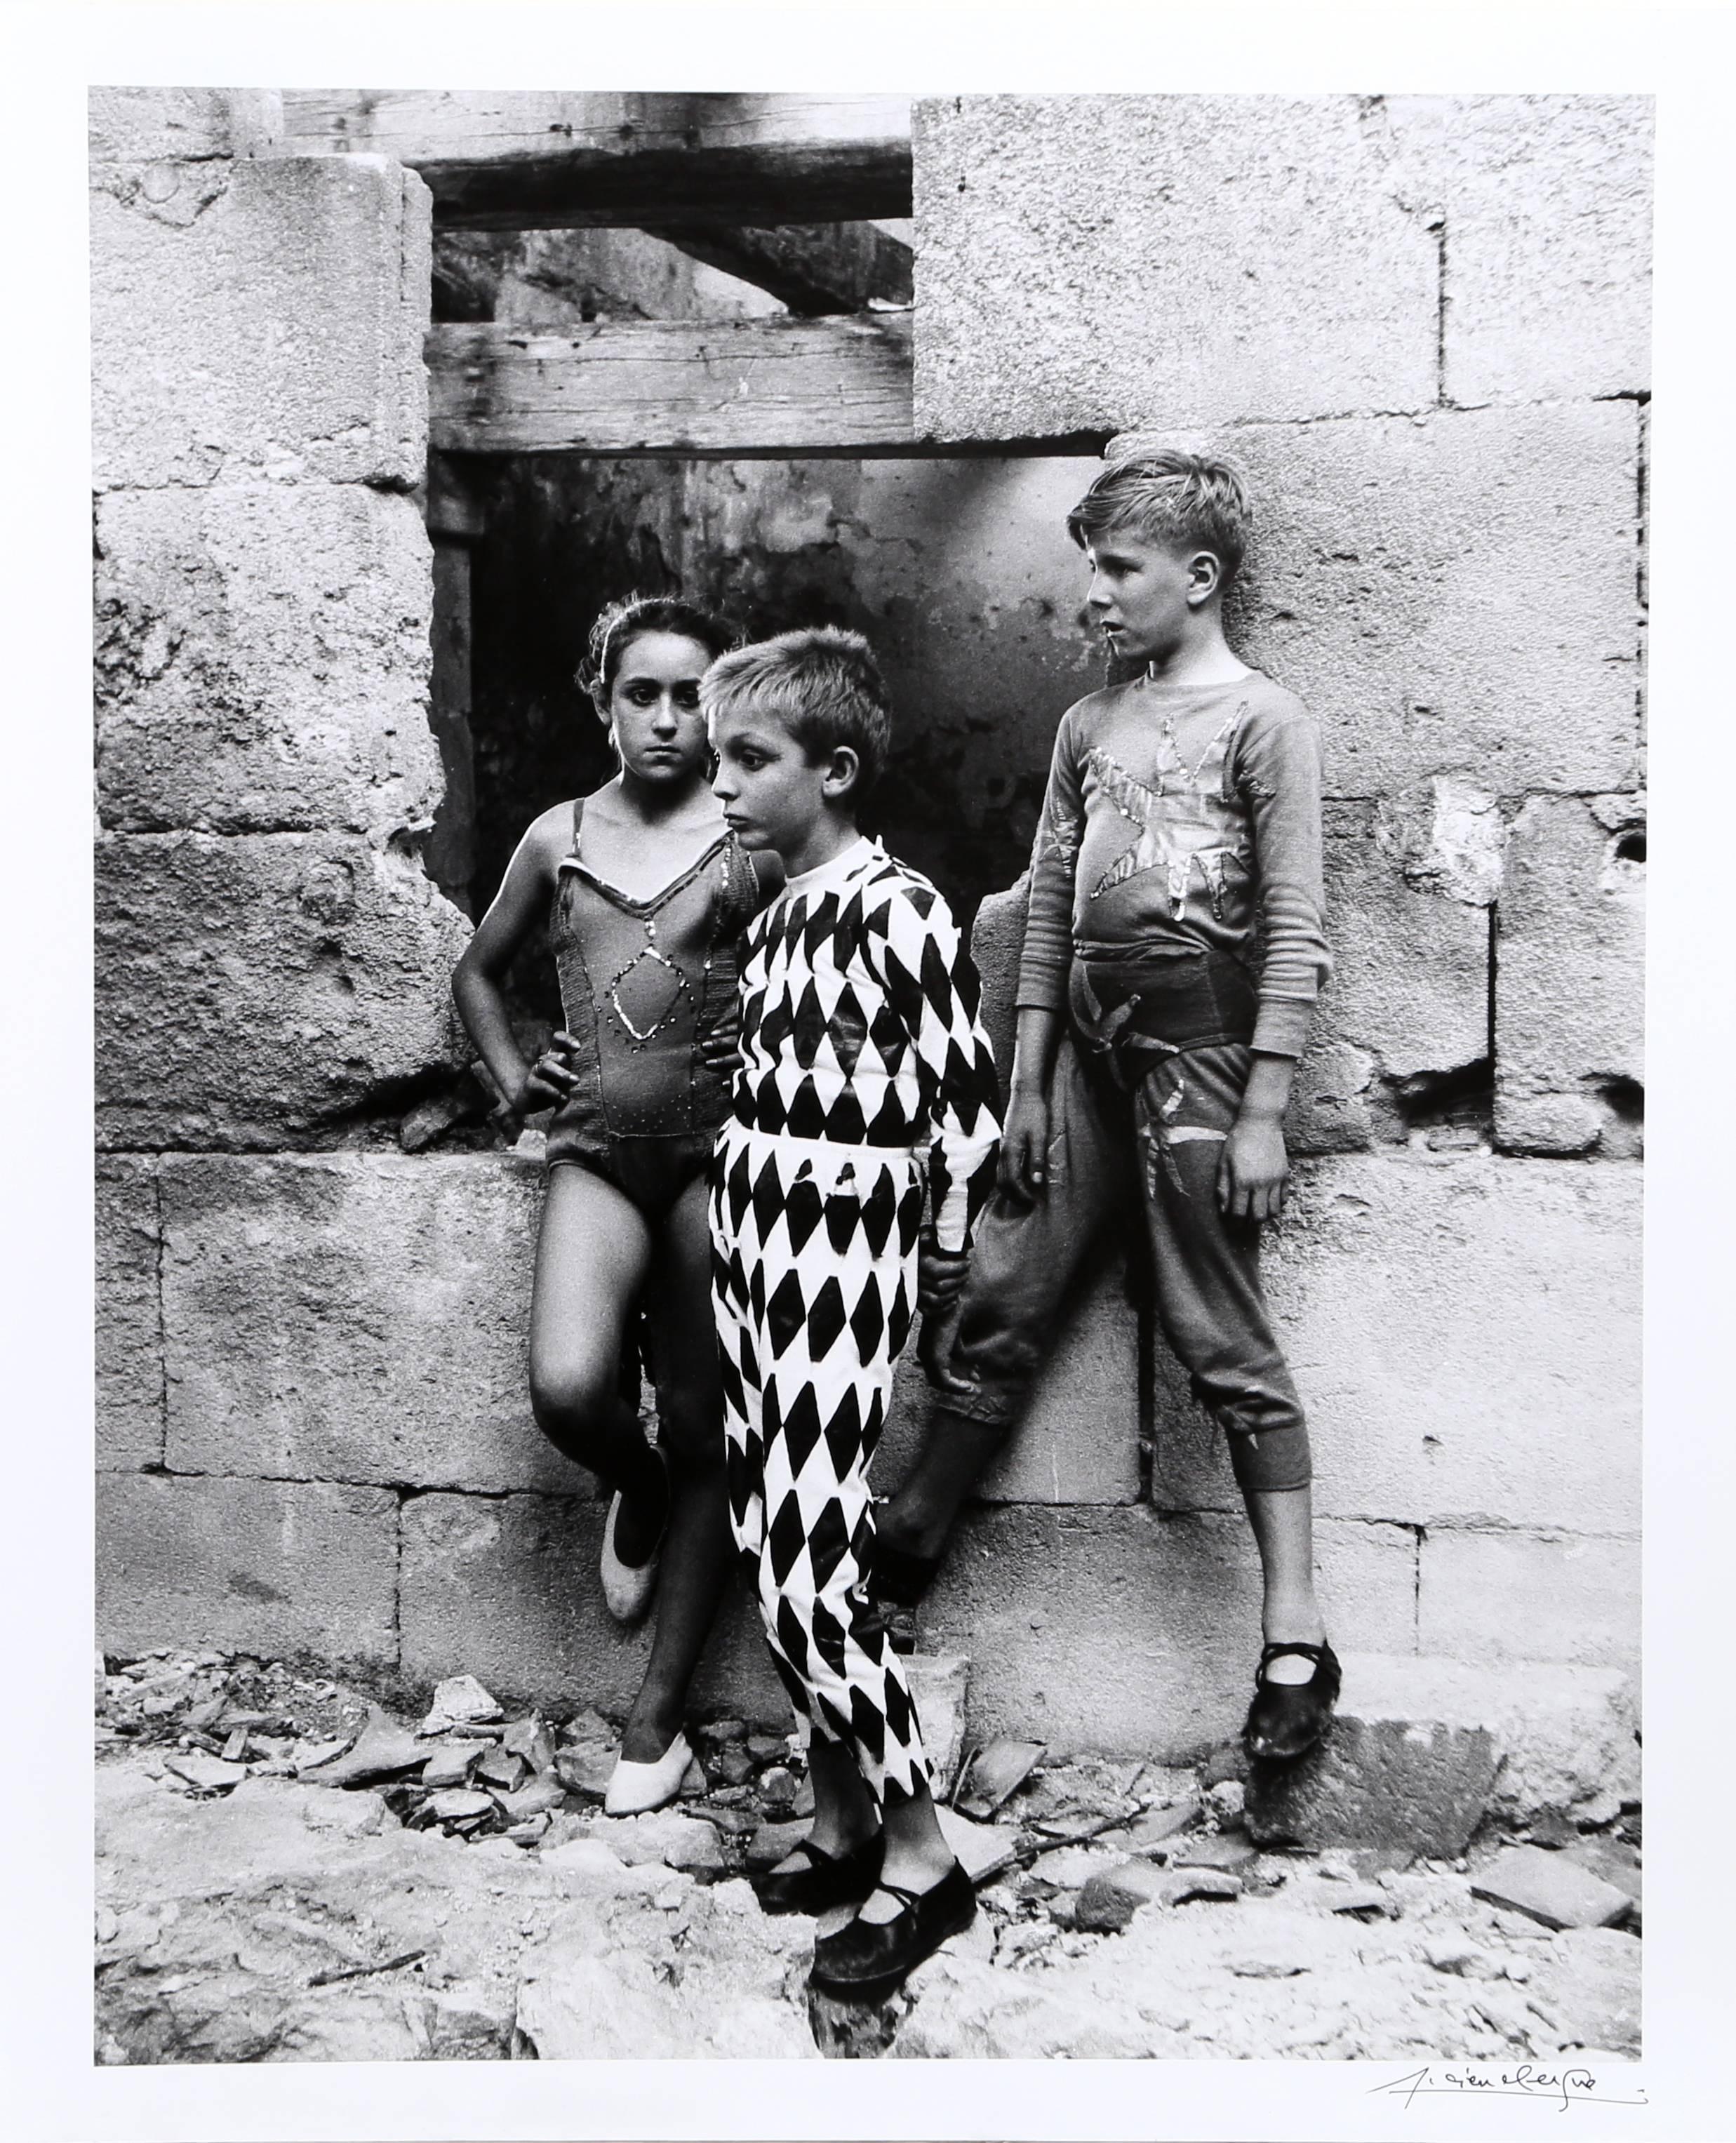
[780, 1737, 879, 1867]
[858, 1778, 956, 1914]
[622, 1176, 735, 1762]
[772, 1742, 953, 1908]
[529, 1168, 669, 1561]
[1238, 1477, 1327, 1683]
[877, 1414, 1005, 1563]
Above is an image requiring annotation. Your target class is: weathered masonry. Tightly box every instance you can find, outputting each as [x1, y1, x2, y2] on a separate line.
[93, 91, 1648, 1758]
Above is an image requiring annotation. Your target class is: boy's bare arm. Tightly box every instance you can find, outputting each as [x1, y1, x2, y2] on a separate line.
[1220, 1051, 1297, 1222]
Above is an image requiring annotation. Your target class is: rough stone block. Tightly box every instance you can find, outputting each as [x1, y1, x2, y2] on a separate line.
[96, 1157, 163, 1469]
[1318, 800, 1491, 1082]
[1379, 95, 1652, 403]
[1074, 1858, 1171, 1932]
[968, 874, 1029, 1097]
[879, 1255, 1142, 1509]
[95, 832, 470, 1148]
[88, 88, 283, 168]
[915, 1506, 1415, 1760]
[914, 96, 1438, 436]
[91, 154, 428, 490]
[161, 1154, 576, 1493]
[398, 1493, 790, 1726]
[1495, 794, 1645, 1156]
[95, 1471, 396, 1664]
[1246, 1698, 1500, 1860]
[1419, 1528, 1641, 1677]
[1154, 1153, 1639, 1537]
[95, 484, 440, 839]
[1470, 1845, 1632, 1932]
[1246, 1652, 1636, 1849]
[1220, 405, 1642, 798]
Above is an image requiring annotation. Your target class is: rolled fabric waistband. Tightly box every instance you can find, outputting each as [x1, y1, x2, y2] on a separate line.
[1068, 944, 1257, 1067]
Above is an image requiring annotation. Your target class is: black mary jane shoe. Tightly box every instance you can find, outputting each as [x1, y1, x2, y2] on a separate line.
[753, 1832, 884, 1918]
[1243, 1638, 1342, 1763]
[808, 1862, 976, 2001]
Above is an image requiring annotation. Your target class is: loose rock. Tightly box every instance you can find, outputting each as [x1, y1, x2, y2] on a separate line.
[421, 1676, 503, 1733]
[300, 1708, 427, 1790]
[1471, 1845, 1633, 1931]
[959, 1738, 1045, 1817]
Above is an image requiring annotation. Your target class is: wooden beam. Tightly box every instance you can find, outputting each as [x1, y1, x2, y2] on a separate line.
[645, 222, 913, 316]
[427, 314, 915, 455]
[281, 92, 911, 229]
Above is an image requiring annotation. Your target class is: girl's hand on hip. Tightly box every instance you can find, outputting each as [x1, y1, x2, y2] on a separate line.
[519, 1032, 583, 1112]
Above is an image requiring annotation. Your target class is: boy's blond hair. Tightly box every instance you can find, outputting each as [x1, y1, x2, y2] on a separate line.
[702, 625, 893, 799]
[1067, 448, 1254, 587]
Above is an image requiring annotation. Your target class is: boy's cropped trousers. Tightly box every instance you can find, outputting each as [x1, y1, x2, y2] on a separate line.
[932, 1032, 1315, 1496]
[710, 1121, 933, 1806]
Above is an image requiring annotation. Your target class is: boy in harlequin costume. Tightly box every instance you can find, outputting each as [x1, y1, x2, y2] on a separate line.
[870, 449, 1343, 1765]
[704, 627, 1001, 1998]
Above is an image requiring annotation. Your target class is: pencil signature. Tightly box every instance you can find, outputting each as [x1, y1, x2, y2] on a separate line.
[1369, 2064, 1648, 2111]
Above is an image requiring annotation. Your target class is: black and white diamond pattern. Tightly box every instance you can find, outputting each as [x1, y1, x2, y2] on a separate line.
[712, 1121, 929, 1805]
[733, 845, 1000, 1251]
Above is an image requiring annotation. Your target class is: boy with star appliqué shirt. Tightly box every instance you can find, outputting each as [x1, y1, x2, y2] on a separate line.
[872, 448, 1344, 1768]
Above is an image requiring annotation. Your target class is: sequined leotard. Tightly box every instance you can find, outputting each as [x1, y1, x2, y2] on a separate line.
[545, 797, 771, 1218]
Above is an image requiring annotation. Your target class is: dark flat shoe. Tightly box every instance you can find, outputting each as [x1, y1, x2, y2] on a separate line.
[753, 1832, 883, 1917]
[1243, 1638, 1341, 1763]
[808, 1862, 976, 1998]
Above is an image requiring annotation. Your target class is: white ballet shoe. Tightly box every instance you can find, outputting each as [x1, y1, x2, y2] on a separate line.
[603, 1731, 697, 1815]
[599, 1476, 665, 1623]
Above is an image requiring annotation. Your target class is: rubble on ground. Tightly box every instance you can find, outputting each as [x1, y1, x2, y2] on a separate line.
[95, 1648, 1641, 2064]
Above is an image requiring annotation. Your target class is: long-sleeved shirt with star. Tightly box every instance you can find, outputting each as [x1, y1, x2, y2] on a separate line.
[1015, 671, 1332, 1059]
[733, 836, 1002, 1252]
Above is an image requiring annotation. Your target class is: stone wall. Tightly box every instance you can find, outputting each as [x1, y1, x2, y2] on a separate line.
[94, 91, 1647, 1761]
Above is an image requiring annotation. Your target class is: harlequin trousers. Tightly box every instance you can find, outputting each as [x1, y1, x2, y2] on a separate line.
[710, 1121, 933, 1806]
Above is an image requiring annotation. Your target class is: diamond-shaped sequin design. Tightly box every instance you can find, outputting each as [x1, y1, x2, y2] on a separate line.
[709, 840, 1003, 1810]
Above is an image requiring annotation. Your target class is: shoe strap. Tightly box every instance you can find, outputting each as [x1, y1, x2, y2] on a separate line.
[865, 1880, 921, 1909]
[1257, 1640, 1330, 1676]
[864, 1862, 961, 1912]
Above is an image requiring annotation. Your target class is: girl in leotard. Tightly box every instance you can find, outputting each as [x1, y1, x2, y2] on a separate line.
[453, 596, 778, 1812]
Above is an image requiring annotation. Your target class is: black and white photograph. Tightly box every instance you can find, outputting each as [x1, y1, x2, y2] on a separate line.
[9, 4, 1728, 2133]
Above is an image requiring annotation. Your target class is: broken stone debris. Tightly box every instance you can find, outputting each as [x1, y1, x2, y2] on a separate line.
[934, 1806, 1020, 1885]
[420, 1675, 503, 1734]
[300, 1706, 425, 1789]
[957, 1737, 1045, 1818]
[162, 1750, 247, 1794]
[1074, 1859, 1172, 1932]
[1172, 1833, 1259, 1874]
[96, 1648, 1642, 2062]
[420, 1740, 490, 1789]
[1471, 1845, 1634, 1932]
[582, 1810, 728, 1876]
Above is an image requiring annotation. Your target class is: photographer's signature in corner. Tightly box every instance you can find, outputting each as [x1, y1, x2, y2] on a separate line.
[1370, 2064, 1648, 2111]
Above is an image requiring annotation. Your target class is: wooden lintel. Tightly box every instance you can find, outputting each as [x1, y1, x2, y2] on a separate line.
[646, 222, 913, 316]
[282, 91, 911, 229]
[427, 314, 916, 455]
